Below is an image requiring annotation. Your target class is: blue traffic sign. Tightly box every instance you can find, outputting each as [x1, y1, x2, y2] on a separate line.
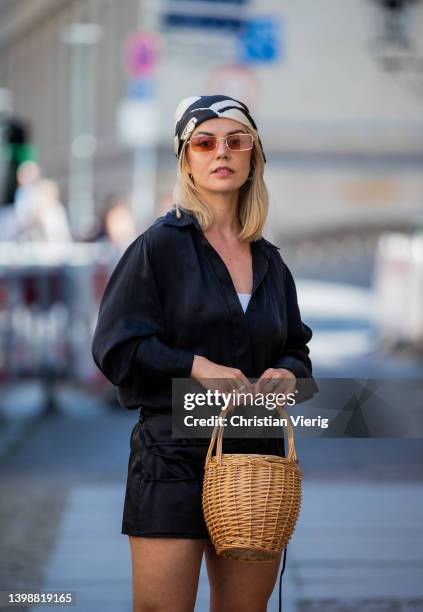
[237, 17, 281, 64]
[162, 13, 244, 33]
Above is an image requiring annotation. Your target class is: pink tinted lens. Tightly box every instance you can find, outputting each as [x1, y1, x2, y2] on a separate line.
[190, 135, 216, 152]
[226, 134, 253, 150]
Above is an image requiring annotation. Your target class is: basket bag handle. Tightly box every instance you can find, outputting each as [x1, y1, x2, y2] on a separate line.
[205, 404, 298, 467]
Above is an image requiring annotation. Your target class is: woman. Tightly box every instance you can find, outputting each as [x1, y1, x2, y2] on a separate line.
[92, 95, 318, 612]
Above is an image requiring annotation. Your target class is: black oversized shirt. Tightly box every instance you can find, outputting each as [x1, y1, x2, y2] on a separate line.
[92, 208, 318, 412]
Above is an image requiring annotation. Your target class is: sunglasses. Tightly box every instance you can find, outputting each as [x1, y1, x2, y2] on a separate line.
[189, 133, 254, 153]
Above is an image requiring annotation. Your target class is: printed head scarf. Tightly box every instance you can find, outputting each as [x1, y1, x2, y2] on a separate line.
[174, 94, 266, 163]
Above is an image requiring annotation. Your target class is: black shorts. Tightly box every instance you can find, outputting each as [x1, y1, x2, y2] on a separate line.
[121, 411, 285, 539]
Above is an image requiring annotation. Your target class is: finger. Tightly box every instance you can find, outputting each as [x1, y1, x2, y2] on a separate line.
[255, 377, 266, 395]
[259, 374, 276, 394]
[229, 372, 251, 396]
[260, 368, 276, 392]
[265, 377, 281, 391]
[254, 372, 266, 395]
[222, 371, 239, 389]
[236, 371, 253, 390]
[238, 382, 255, 406]
[222, 379, 235, 395]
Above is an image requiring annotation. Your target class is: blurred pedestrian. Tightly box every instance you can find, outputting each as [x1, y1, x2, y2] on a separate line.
[14, 160, 41, 232]
[17, 178, 72, 243]
[91, 193, 136, 251]
[92, 94, 318, 612]
[103, 195, 136, 250]
[0, 160, 41, 240]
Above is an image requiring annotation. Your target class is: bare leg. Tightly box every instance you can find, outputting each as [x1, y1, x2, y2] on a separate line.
[129, 536, 208, 612]
[204, 540, 282, 612]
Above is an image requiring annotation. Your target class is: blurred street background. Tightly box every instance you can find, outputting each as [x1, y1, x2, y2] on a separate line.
[0, 0, 423, 611]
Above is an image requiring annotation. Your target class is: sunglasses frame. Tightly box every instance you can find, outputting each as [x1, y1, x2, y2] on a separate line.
[188, 133, 254, 153]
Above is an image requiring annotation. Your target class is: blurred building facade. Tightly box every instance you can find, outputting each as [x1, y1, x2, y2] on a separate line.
[0, 0, 423, 238]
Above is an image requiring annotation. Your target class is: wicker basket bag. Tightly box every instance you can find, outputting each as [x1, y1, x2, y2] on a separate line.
[202, 405, 302, 562]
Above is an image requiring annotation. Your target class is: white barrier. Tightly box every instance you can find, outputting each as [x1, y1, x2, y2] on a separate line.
[372, 232, 423, 350]
[0, 242, 120, 389]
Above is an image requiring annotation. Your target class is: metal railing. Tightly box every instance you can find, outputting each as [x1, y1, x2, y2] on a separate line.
[0, 242, 120, 411]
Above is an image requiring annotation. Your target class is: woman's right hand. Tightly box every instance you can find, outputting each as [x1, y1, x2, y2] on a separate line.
[190, 355, 253, 395]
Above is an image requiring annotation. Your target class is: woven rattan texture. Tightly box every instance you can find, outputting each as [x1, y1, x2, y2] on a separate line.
[202, 406, 302, 562]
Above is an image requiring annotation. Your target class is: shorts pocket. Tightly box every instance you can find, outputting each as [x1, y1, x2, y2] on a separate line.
[139, 426, 205, 483]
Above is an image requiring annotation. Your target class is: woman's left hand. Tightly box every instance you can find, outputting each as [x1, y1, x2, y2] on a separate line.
[253, 368, 297, 398]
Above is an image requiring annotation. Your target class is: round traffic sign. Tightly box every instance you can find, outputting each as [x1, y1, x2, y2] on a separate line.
[121, 31, 160, 78]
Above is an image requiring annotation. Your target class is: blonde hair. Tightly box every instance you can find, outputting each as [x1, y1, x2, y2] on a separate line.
[172, 126, 269, 242]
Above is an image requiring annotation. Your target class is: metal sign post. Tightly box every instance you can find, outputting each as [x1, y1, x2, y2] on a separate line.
[119, 30, 161, 233]
[62, 23, 102, 240]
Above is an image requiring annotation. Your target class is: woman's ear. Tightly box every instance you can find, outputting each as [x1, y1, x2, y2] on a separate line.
[184, 160, 193, 182]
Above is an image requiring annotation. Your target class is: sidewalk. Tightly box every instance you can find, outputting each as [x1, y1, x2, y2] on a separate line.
[273, 481, 423, 609]
[31, 484, 132, 612]
[30, 479, 423, 612]
[0, 381, 47, 463]
[0, 380, 109, 464]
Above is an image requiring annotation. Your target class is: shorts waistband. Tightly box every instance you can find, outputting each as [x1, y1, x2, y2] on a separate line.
[139, 410, 172, 423]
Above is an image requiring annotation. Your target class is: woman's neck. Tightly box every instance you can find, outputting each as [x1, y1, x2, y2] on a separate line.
[198, 189, 241, 236]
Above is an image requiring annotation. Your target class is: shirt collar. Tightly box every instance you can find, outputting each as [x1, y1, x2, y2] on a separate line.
[260, 237, 280, 251]
[162, 207, 198, 228]
[162, 206, 280, 256]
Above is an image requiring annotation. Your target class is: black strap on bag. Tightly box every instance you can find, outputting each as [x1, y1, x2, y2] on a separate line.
[277, 417, 288, 612]
[278, 545, 287, 612]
